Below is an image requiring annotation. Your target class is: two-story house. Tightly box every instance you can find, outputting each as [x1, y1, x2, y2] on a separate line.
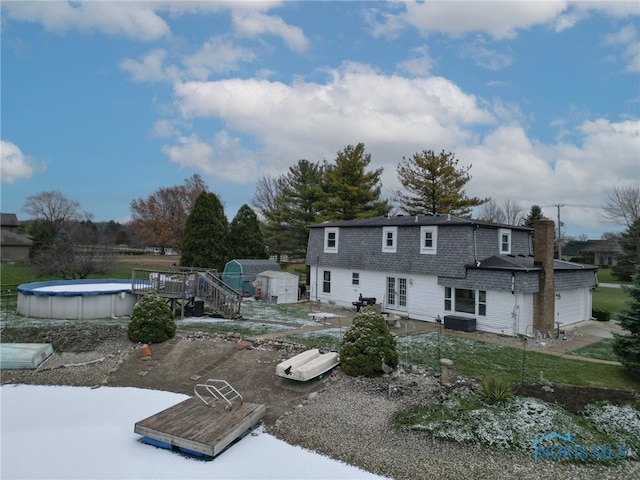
[305, 214, 598, 337]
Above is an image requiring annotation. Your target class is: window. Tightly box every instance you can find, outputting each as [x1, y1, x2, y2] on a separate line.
[322, 270, 331, 293]
[455, 289, 476, 314]
[444, 288, 487, 316]
[478, 290, 486, 316]
[420, 226, 437, 254]
[352, 272, 360, 286]
[382, 227, 397, 253]
[324, 227, 339, 253]
[499, 228, 511, 254]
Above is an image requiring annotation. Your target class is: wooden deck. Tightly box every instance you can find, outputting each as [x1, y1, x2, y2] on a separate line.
[134, 396, 265, 458]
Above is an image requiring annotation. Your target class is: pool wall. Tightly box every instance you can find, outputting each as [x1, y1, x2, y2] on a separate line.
[17, 279, 138, 320]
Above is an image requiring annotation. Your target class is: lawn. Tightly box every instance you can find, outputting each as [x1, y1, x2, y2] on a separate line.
[592, 286, 631, 318]
[571, 338, 619, 362]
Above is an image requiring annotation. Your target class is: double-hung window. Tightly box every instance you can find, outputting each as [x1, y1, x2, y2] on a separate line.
[499, 228, 511, 255]
[324, 227, 339, 253]
[323, 270, 331, 293]
[352, 272, 360, 286]
[420, 226, 437, 254]
[382, 227, 397, 253]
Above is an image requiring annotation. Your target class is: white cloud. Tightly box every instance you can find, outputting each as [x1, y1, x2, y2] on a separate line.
[120, 49, 178, 83]
[458, 36, 513, 70]
[1, 140, 45, 183]
[396, 45, 435, 76]
[370, 2, 569, 40]
[604, 24, 640, 73]
[231, 10, 309, 53]
[2, 1, 170, 41]
[183, 37, 258, 79]
[162, 132, 259, 183]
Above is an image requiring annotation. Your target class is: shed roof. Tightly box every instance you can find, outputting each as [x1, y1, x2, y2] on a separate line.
[224, 259, 280, 279]
[0, 230, 33, 247]
[256, 270, 297, 279]
[472, 254, 597, 272]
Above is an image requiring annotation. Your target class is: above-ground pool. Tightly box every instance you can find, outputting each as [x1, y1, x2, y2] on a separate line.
[17, 279, 138, 320]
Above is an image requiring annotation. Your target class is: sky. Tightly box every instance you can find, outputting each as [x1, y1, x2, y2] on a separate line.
[1, 1, 639, 240]
[1, 384, 388, 479]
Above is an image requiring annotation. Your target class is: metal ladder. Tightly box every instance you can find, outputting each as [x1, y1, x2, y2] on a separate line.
[194, 379, 243, 410]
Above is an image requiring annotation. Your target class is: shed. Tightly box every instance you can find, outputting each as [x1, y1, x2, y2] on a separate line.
[222, 259, 280, 297]
[255, 270, 300, 304]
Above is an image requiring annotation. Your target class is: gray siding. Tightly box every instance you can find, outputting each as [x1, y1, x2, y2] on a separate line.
[556, 270, 598, 290]
[439, 269, 540, 293]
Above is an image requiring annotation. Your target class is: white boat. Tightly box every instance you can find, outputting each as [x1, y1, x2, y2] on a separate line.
[275, 348, 340, 382]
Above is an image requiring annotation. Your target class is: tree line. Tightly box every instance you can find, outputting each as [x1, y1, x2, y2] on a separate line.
[16, 143, 640, 280]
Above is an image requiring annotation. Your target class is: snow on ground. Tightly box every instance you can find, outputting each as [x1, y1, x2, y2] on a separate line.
[1, 385, 388, 480]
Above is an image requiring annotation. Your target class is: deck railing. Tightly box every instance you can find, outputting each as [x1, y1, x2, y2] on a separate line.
[131, 268, 241, 318]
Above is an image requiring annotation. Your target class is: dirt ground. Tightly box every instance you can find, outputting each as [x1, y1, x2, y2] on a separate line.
[0, 324, 333, 425]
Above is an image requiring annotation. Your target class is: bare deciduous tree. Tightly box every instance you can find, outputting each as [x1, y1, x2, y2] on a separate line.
[601, 183, 640, 228]
[251, 175, 280, 221]
[477, 198, 524, 225]
[23, 190, 82, 228]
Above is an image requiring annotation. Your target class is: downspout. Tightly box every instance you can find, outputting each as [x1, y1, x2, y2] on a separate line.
[315, 255, 319, 302]
[473, 224, 479, 264]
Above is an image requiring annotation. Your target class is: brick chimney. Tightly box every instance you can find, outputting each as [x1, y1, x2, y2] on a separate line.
[533, 219, 555, 336]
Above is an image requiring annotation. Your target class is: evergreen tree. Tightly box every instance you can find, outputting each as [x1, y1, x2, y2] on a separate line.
[229, 204, 268, 259]
[612, 265, 640, 379]
[316, 143, 390, 221]
[522, 205, 546, 228]
[395, 149, 488, 217]
[180, 192, 230, 270]
[265, 159, 325, 258]
[612, 219, 640, 282]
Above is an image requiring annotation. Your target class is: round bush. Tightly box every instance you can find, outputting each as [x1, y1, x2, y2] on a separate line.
[127, 292, 176, 344]
[340, 307, 398, 377]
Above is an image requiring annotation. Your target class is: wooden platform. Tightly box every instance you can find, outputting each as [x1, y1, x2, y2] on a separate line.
[134, 396, 265, 458]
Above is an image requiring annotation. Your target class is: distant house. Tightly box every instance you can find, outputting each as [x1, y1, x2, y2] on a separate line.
[560, 240, 599, 262]
[581, 237, 622, 267]
[0, 213, 33, 262]
[305, 214, 597, 337]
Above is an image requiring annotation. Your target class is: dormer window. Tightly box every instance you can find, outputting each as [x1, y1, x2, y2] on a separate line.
[382, 227, 397, 253]
[499, 228, 511, 254]
[324, 227, 339, 253]
[420, 226, 437, 254]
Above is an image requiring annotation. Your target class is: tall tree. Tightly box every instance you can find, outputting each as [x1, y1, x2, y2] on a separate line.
[522, 205, 546, 228]
[316, 143, 390, 221]
[612, 265, 640, 379]
[23, 190, 83, 252]
[612, 219, 640, 282]
[180, 192, 230, 270]
[394, 149, 488, 216]
[251, 175, 280, 222]
[229, 204, 268, 259]
[601, 183, 640, 228]
[266, 159, 325, 257]
[130, 174, 207, 252]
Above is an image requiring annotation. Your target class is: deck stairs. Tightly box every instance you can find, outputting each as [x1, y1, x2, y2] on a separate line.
[131, 268, 242, 319]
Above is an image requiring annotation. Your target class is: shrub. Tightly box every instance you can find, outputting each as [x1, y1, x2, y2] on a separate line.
[339, 307, 398, 377]
[478, 376, 513, 403]
[592, 308, 611, 322]
[127, 292, 176, 344]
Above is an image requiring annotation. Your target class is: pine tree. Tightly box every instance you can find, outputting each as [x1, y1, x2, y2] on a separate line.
[395, 149, 488, 217]
[229, 204, 268, 259]
[180, 192, 230, 270]
[612, 265, 640, 379]
[316, 143, 390, 221]
[264, 159, 325, 258]
[522, 205, 546, 228]
[612, 219, 640, 282]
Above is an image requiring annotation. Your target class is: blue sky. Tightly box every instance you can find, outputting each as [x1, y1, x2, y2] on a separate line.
[2, 1, 639, 240]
